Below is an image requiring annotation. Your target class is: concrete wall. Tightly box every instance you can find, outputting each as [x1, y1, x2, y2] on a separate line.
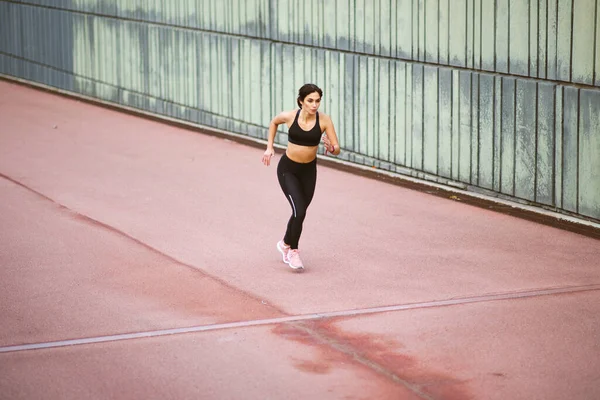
[1, 0, 599, 221]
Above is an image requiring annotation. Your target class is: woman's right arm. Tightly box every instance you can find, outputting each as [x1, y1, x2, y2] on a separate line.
[262, 111, 291, 166]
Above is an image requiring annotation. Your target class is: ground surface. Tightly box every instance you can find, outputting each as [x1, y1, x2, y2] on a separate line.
[1, 80, 599, 400]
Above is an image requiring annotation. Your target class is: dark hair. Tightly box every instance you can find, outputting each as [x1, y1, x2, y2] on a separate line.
[297, 83, 323, 108]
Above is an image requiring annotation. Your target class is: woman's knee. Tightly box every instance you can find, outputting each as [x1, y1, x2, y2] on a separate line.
[295, 207, 307, 220]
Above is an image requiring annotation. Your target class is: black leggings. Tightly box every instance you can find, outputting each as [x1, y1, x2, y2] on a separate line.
[277, 153, 317, 249]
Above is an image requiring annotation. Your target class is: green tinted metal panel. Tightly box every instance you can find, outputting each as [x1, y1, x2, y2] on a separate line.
[341, 53, 354, 150]
[357, 56, 368, 155]
[412, 64, 424, 170]
[396, 0, 413, 59]
[355, 0, 366, 53]
[425, 0, 438, 63]
[378, 60, 391, 161]
[417, 0, 425, 62]
[509, 0, 529, 76]
[448, 0, 466, 67]
[529, 0, 538, 78]
[500, 78, 516, 195]
[478, 74, 494, 190]
[579, 90, 600, 218]
[493, 77, 502, 192]
[473, 0, 481, 70]
[470, 74, 479, 184]
[438, 68, 452, 178]
[367, 57, 376, 157]
[495, 0, 509, 73]
[546, 0, 558, 80]
[423, 66, 438, 174]
[375, 0, 396, 57]
[458, 71, 472, 183]
[571, 0, 596, 85]
[538, 0, 547, 79]
[405, 63, 414, 167]
[536, 83, 556, 205]
[451, 70, 461, 181]
[3, 0, 599, 220]
[438, 0, 449, 65]
[480, 0, 495, 71]
[562, 87, 579, 213]
[514, 80, 537, 201]
[556, 0, 573, 82]
[394, 62, 408, 166]
[554, 87, 564, 208]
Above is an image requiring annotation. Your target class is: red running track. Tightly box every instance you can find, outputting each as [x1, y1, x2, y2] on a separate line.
[1, 80, 599, 400]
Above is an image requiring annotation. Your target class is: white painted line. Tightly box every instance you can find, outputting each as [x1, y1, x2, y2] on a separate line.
[1, 284, 598, 354]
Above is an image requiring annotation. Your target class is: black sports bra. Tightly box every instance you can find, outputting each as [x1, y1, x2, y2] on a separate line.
[288, 110, 322, 147]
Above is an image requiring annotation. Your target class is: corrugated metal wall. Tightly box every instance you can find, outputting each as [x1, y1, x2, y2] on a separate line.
[1, 0, 599, 221]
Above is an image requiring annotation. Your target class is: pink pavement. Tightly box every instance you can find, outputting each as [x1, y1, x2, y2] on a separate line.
[1, 79, 599, 400]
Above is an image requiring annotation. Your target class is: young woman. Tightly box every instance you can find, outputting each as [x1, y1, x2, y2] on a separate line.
[261, 83, 341, 271]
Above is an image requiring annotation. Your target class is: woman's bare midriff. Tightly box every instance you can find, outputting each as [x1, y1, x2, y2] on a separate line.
[286, 142, 319, 163]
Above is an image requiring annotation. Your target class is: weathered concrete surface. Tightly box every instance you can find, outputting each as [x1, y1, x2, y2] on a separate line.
[1, 81, 599, 399]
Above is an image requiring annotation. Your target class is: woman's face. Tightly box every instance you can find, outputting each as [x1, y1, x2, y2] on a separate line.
[301, 92, 321, 114]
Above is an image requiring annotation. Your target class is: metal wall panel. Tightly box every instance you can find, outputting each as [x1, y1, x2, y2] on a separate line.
[1, 0, 599, 221]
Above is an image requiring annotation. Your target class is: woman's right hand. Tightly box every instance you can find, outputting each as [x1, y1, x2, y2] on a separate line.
[262, 147, 275, 166]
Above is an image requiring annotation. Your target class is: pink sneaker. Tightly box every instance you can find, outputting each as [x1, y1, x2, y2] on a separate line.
[276, 240, 290, 263]
[287, 249, 304, 271]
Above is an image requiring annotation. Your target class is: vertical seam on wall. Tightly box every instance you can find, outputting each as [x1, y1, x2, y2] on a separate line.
[499, 77, 504, 192]
[476, 73, 480, 186]
[560, 86, 565, 208]
[569, 0, 574, 82]
[479, 0, 482, 69]
[417, 0, 420, 61]
[19, 3, 26, 63]
[593, 0, 598, 84]
[552, 85, 556, 206]
[457, 72, 461, 179]
[492, 76, 496, 190]
[437, 0, 440, 63]
[576, 88, 580, 213]
[378, 0, 382, 55]
[555, 0, 559, 79]
[405, 64, 408, 165]
[470, 72, 474, 184]
[387, 60, 392, 162]
[527, 0, 531, 76]
[507, 0, 511, 73]
[450, 70, 454, 178]
[411, 0, 414, 59]
[513, 79, 517, 196]
[534, 82, 539, 202]
[421, 65, 425, 171]
[472, 0, 475, 68]
[447, 0, 450, 64]
[391, 59, 395, 163]
[493, 0, 497, 70]
[355, 56, 359, 151]
[436, 67, 440, 176]
[545, 0, 549, 78]
[389, 0, 393, 58]
[536, 0, 541, 77]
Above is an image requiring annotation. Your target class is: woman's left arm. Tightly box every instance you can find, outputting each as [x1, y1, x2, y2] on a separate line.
[322, 114, 341, 156]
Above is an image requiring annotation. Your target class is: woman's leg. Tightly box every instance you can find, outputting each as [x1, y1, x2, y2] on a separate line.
[280, 173, 309, 249]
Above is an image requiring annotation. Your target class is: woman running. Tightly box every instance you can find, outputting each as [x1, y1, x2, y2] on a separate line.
[261, 83, 340, 271]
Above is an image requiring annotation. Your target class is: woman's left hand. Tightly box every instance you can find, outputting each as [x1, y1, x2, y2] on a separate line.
[322, 134, 334, 154]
